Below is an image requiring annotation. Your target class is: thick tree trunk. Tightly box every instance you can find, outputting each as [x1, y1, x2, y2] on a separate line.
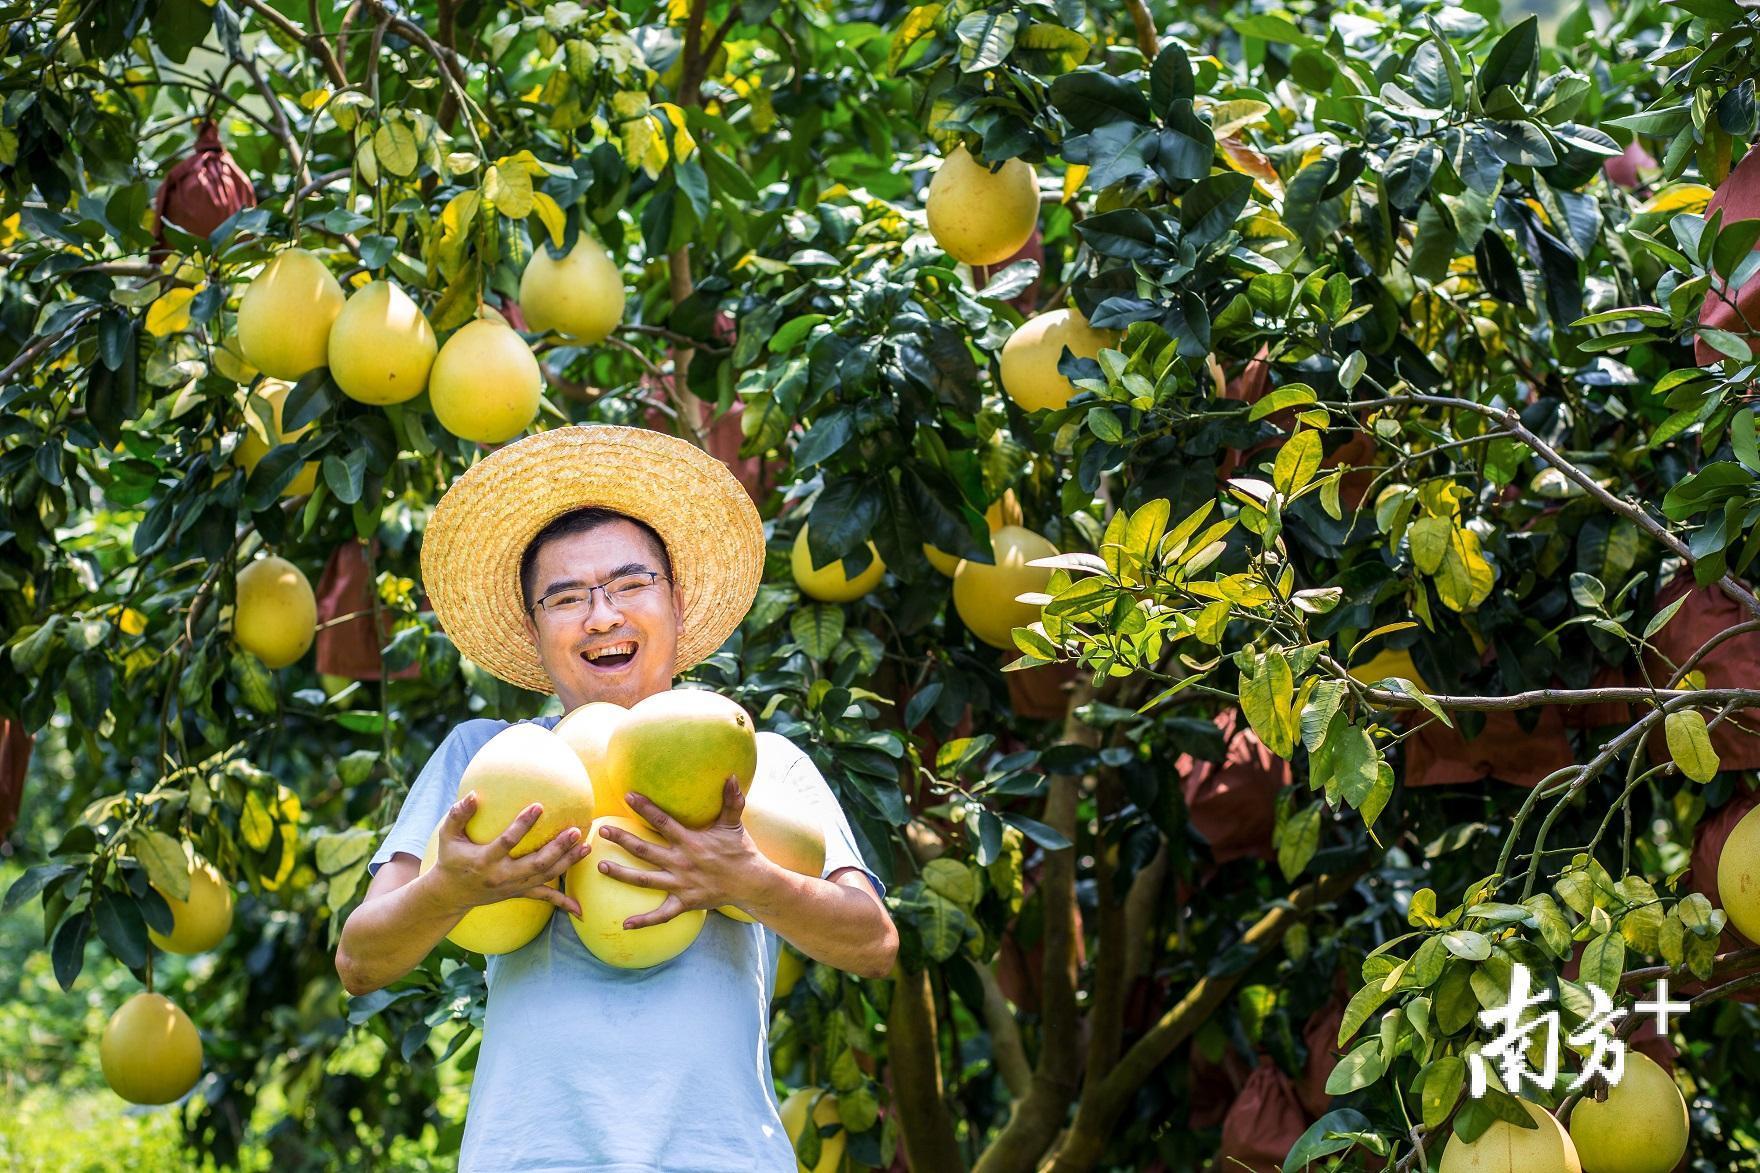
[888, 965, 966, 1171]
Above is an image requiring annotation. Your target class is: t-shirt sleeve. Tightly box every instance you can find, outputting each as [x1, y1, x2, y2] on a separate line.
[782, 748, 886, 902]
[368, 719, 502, 877]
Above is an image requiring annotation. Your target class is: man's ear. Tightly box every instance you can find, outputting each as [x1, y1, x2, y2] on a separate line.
[520, 606, 539, 644]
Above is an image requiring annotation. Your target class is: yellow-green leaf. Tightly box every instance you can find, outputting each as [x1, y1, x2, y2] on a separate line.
[530, 191, 567, 248]
[1408, 515, 1451, 575]
[1273, 429, 1323, 496]
[242, 791, 274, 852]
[1434, 526, 1494, 612]
[144, 287, 198, 337]
[133, 830, 191, 901]
[373, 117, 419, 177]
[484, 162, 534, 218]
[1665, 709, 1719, 782]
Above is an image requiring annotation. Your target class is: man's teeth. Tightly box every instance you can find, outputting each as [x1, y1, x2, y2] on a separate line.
[585, 643, 637, 661]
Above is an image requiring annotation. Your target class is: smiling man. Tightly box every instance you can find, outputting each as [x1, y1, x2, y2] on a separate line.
[334, 425, 897, 1172]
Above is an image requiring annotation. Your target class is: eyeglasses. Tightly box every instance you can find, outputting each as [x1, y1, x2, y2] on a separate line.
[529, 572, 670, 618]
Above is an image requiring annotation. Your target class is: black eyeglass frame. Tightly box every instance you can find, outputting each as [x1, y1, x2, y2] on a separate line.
[527, 571, 672, 617]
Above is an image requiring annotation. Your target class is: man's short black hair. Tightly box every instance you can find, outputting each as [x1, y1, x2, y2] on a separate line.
[519, 507, 673, 608]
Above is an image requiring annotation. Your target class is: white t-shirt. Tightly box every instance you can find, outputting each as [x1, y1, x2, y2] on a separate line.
[367, 717, 884, 1172]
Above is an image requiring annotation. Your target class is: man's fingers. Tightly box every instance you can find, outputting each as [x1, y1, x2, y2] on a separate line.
[623, 895, 686, 930]
[624, 793, 678, 838]
[524, 884, 581, 918]
[442, 790, 478, 836]
[491, 803, 544, 858]
[714, 776, 746, 827]
[520, 825, 585, 880]
[598, 825, 665, 865]
[597, 860, 669, 890]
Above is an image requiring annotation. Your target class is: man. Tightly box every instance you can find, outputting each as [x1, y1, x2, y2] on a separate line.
[335, 425, 897, 1171]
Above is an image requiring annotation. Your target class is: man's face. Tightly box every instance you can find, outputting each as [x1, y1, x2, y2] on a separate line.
[519, 520, 682, 710]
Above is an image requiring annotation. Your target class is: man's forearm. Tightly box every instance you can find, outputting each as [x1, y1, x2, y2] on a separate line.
[736, 864, 898, 981]
[336, 867, 471, 996]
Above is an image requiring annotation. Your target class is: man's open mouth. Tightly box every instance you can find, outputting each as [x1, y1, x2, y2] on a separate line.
[581, 641, 638, 671]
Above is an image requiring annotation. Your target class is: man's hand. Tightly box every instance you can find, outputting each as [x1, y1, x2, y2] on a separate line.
[426, 790, 592, 918]
[594, 776, 772, 928]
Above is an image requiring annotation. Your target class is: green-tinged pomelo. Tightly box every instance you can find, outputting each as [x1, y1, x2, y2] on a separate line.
[952, 526, 1058, 650]
[554, 701, 631, 819]
[792, 526, 886, 602]
[234, 555, 317, 669]
[234, 378, 318, 497]
[236, 248, 344, 379]
[1440, 1099, 1582, 1173]
[999, 308, 1115, 413]
[1568, 1051, 1689, 1173]
[519, 238, 625, 343]
[101, 993, 203, 1105]
[327, 280, 437, 405]
[428, 319, 543, 444]
[602, 689, 757, 828]
[1718, 801, 1760, 943]
[146, 850, 234, 954]
[458, 723, 596, 857]
[566, 816, 705, 968]
[419, 828, 555, 955]
[779, 1089, 845, 1173]
[925, 144, 1039, 266]
[719, 771, 826, 922]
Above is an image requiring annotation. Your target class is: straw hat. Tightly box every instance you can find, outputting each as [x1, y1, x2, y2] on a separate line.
[421, 425, 764, 693]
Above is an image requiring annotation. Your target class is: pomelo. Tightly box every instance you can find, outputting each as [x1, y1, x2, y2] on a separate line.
[792, 526, 886, 602]
[1568, 1051, 1689, 1173]
[778, 1088, 845, 1173]
[1718, 801, 1760, 942]
[101, 993, 203, 1105]
[926, 490, 1023, 577]
[566, 816, 706, 968]
[554, 701, 631, 819]
[519, 238, 625, 343]
[235, 248, 344, 379]
[601, 689, 758, 828]
[925, 144, 1039, 266]
[774, 947, 806, 1000]
[146, 850, 234, 954]
[234, 378, 318, 497]
[1439, 1099, 1582, 1173]
[428, 319, 543, 444]
[327, 280, 437, 405]
[998, 308, 1114, 413]
[418, 828, 555, 955]
[952, 526, 1058, 649]
[458, 723, 596, 858]
[720, 771, 826, 922]
[234, 555, 317, 669]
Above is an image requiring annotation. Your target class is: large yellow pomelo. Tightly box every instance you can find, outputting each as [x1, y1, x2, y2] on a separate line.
[458, 723, 596, 858]
[418, 828, 555, 955]
[925, 145, 1039, 266]
[720, 771, 826, 922]
[101, 993, 203, 1105]
[327, 280, 437, 405]
[926, 490, 1023, 577]
[953, 526, 1058, 649]
[428, 319, 543, 444]
[779, 1089, 845, 1173]
[234, 378, 318, 497]
[234, 555, 317, 669]
[1568, 1052, 1689, 1173]
[554, 701, 632, 819]
[602, 689, 758, 828]
[1718, 802, 1760, 942]
[519, 238, 625, 343]
[565, 816, 706, 968]
[236, 248, 344, 379]
[792, 527, 886, 602]
[146, 850, 234, 954]
[774, 947, 806, 1000]
[1440, 1099, 1582, 1173]
[999, 308, 1115, 413]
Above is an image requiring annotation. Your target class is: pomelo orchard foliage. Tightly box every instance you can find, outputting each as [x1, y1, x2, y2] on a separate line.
[5, 0, 1760, 1170]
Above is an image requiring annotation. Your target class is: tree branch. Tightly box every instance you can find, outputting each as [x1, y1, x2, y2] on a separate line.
[1124, 0, 1159, 60]
[976, 961, 1033, 1098]
[237, 0, 348, 88]
[887, 964, 966, 1171]
[1081, 776, 1129, 1082]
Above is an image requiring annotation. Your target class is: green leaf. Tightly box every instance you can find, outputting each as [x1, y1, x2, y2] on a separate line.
[1277, 802, 1322, 881]
[1579, 931, 1625, 995]
[1665, 710, 1719, 782]
[373, 117, 420, 178]
[1247, 383, 1317, 421]
[791, 604, 846, 660]
[1324, 1039, 1385, 1094]
[1273, 430, 1323, 496]
[1417, 1056, 1466, 1128]
[315, 829, 377, 876]
[1478, 16, 1538, 95]
[954, 10, 1018, 72]
[133, 830, 191, 902]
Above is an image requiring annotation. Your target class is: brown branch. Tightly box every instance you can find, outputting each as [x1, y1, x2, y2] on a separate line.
[1354, 679, 1760, 714]
[1081, 777, 1129, 1083]
[976, 961, 1033, 1098]
[1124, 0, 1159, 60]
[434, 0, 459, 130]
[237, 0, 348, 87]
[1121, 839, 1167, 985]
[887, 965, 966, 1172]
[0, 306, 102, 385]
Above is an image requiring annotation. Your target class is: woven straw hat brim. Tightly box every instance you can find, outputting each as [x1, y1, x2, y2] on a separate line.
[420, 425, 765, 693]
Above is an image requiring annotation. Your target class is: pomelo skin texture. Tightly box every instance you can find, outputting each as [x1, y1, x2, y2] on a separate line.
[602, 689, 758, 828]
[327, 280, 437, 405]
[147, 853, 234, 954]
[428, 318, 542, 444]
[519, 238, 625, 343]
[1568, 1051, 1689, 1173]
[953, 526, 1058, 649]
[719, 771, 826, 922]
[458, 723, 596, 859]
[234, 378, 318, 497]
[566, 816, 706, 968]
[926, 144, 1039, 266]
[999, 308, 1115, 413]
[1718, 801, 1760, 943]
[236, 248, 344, 379]
[101, 993, 203, 1105]
[778, 1089, 846, 1173]
[1439, 1099, 1583, 1173]
[419, 828, 555, 954]
[553, 701, 630, 818]
[925, 491, 1023, 577]
[792, 526, 886, 602]
[235, 555, 317, 669]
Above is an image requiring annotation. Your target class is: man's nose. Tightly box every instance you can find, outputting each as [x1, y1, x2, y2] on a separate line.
[577, 591, 625, 631]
